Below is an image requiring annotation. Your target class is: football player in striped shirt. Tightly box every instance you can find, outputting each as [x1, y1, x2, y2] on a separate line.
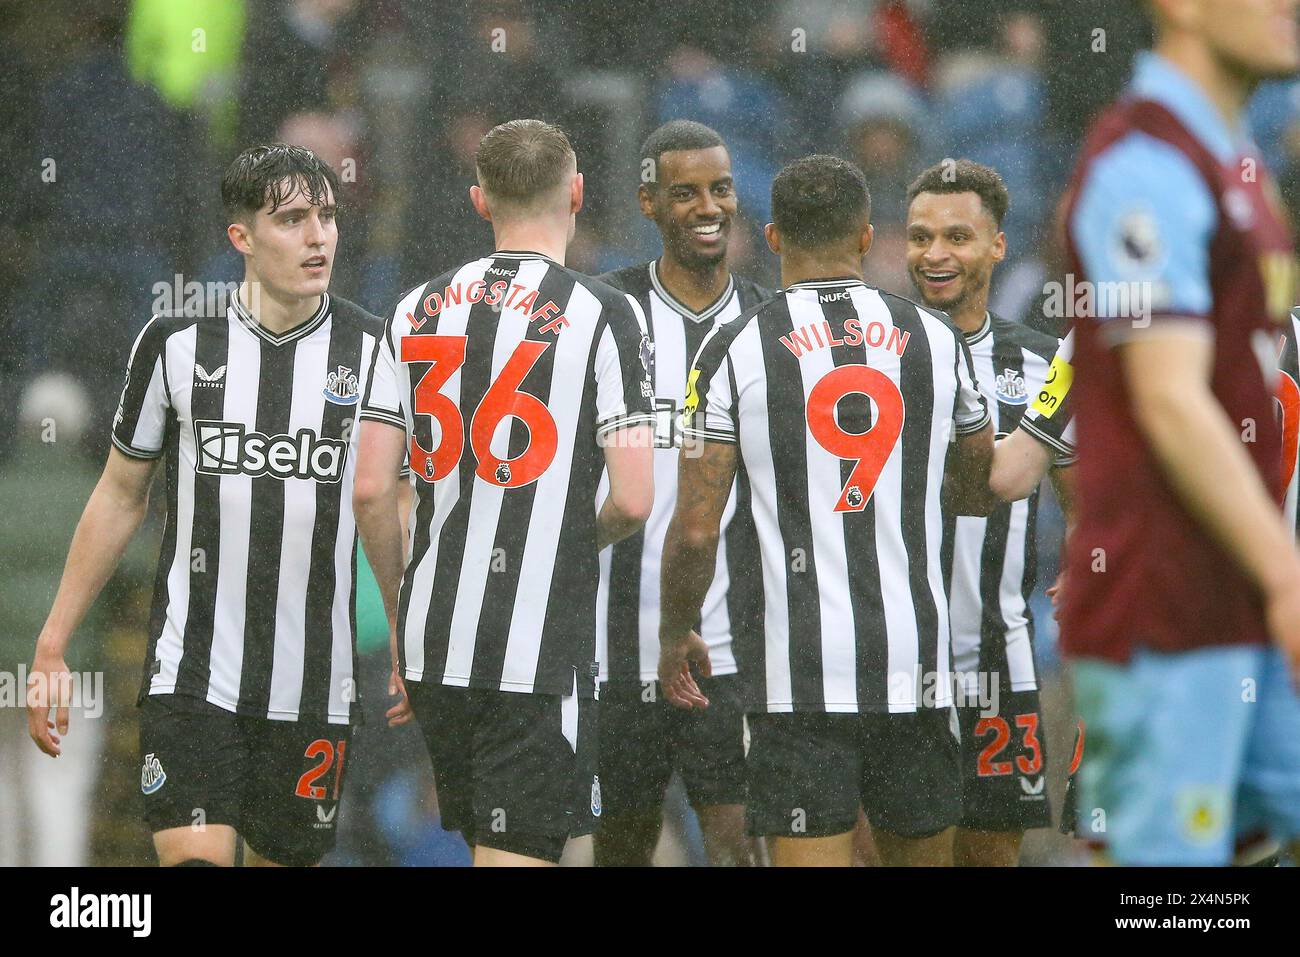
[592, 121, 773, 867]
[27, 144, 406, 866]
[905, 159, 1075, 866]
[354, 120, 656, 867]
[662, 155, 994, 866]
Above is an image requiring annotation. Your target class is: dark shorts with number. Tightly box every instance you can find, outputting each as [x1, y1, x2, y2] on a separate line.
[745, 707, 960, 839]
[406, 680, 598, 864]
[138, 693, 352, 866]
[956, 689, 1052, 831]
[597, 675, 747, 816]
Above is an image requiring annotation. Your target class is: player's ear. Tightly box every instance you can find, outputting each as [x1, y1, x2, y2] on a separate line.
[227, 221, 253, 257]
[570, 171, 584, 216]
[859, 223, 875, 258]
[470, 184, 492, 223]
[637, 184, 656, 221]
[992, 230, 1007, 264]
[764, 222, 781, 255]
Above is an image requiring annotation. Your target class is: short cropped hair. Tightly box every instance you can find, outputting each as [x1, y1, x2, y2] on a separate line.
[221, 143, 340, 222]
[770, 154, 872, 249]
[640, 120, 725, 189]
[475, 119, 576, 208]
[906, 159, 1010, 228]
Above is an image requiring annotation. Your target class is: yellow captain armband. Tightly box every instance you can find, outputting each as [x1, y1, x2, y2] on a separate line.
[1031, 353, 1073, 418]
[683, 367, 702, 425]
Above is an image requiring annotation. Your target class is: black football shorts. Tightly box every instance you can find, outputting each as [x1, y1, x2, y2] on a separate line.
[138, 693, 352, 866]
[406, 679, 598, 863]
[745, 706, 960, 839]
[955, 689, 1053, 831]
[597, 674, 747, 816]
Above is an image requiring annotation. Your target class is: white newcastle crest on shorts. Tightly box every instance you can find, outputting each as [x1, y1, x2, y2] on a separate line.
[141, 752, 167, 795]
[591, 775, 602, 817]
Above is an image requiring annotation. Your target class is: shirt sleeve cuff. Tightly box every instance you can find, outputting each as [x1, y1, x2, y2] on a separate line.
[111, 433, 164, 460]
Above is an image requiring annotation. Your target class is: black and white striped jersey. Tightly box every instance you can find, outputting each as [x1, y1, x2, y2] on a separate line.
[594, 261, 773, 682]
[1280, 309, 1300, 539]
[941, 313, 1075, 701]
[113, 293, 389, 725]
[683, 278, 990, 713]
[361, 251, 655, 699]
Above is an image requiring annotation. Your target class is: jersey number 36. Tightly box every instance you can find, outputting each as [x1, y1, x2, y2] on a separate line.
[402, 335, 558, 488]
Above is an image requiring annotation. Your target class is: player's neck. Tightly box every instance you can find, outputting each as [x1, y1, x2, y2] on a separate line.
[1155, 36, 1254, 130]
[780, 253, 863, 289]
[656, 255, 729, 313]
[236, 280, 323, 336]
[947, 298, 989, 335]
[492, 223, 568, 265]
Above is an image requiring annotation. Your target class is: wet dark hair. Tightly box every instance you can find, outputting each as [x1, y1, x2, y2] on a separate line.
[220, 143, 340, 222]
[906, 159, 1010, 228]
[770, 154, 871, 249]
[640, 120, 726, 191]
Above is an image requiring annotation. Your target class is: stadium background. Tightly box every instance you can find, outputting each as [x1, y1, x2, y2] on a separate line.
[0, 0, 1295, 866]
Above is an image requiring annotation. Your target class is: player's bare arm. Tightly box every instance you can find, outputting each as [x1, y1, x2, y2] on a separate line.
[942, 421, 995, 516]
[353, 417, 415, 726]
[658, 440, 736, 710]
[29, 447, 159, 756]
[596, 426, 655, 550]
[988, 427, 1054, 502]
[1121, 331, 1300, 676]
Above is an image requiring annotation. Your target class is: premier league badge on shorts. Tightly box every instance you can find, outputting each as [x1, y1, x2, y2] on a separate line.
[591, 775, 602, 817]
[140, 753, 167, 795]
[495, 462, 512, 485]
[323, 365, 360, 405]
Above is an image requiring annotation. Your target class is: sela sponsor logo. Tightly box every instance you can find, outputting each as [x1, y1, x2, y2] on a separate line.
[194, 363, 227, 388]
[994, 368, 1028, 405]
[50, 887, 151, 937]
[140, 752, 166, 795]
[194, 420, 348, 482]
[323, 364, 359, 405]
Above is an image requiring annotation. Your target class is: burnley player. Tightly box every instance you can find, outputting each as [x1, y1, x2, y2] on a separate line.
[27, 145, 406, 866]
[905, 160, 1075, 866]
[662, 155, 994, 867]
[1063, 0, 1300, 866]
[354, 120, 655, 867]
[593, 121, 772, 867]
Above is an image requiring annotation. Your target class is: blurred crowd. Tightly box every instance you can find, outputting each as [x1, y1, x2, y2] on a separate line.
[4, 0, 1300, 866]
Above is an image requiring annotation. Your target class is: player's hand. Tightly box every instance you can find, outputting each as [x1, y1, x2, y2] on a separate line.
[659, 630, 711, 710]
[1264, 575, 1300, 689]
[1046, 571, 1066, 622]
[386, 668, 414, 727]
[27, 651, 72, 757]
